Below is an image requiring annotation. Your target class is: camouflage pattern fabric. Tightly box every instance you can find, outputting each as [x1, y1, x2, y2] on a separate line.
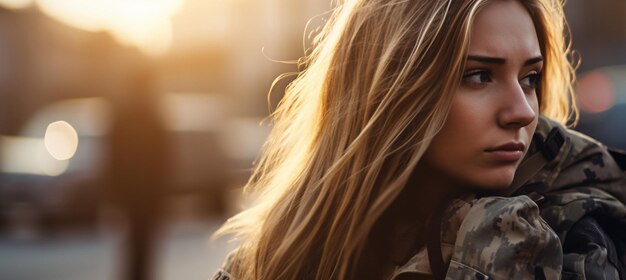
[524, 117, 626, 279]
[390, 116, 626, 279]
[211, 269, 233, 280]
[211, 250, 238, 280]
[446, 196, 562, 279]
[390, 196, 563, 279]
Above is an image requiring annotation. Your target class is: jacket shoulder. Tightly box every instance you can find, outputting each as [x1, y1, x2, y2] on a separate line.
[211, 249, 240, 280]
[531, 117, 626, 278]
[532, 116, 626, 203]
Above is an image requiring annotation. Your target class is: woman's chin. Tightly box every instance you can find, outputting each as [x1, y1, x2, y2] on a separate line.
[469, 167, 517, 191]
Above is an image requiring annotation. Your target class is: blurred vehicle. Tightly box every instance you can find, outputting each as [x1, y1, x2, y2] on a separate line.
[158, 92, 270, 214]
[0, 98, 112, 233]
[0, 93, 270, 234]
[574, 64, 626, 151]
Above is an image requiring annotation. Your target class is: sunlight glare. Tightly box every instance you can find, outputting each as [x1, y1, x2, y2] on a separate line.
[0, 0, 33, 9]
[35, 0, 183, 56]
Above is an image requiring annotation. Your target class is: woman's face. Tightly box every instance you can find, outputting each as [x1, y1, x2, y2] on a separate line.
[421, 0, 542, 191]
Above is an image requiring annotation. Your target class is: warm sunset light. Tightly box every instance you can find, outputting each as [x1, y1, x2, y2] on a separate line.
[0, 0, 32, 9]
[0, 0, 184, 56]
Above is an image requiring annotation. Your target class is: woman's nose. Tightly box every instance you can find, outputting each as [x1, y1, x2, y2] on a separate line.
[497, 82, 537, 129]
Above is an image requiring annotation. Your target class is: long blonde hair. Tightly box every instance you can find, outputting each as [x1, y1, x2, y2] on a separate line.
[215, 0, 577, 279]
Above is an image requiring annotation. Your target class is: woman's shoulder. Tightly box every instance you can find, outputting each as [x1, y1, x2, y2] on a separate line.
[529, 115, 626, 202]
[518, 116, 624, 244]
[530, 116, 626, 279]
[536, 115, 623, 170]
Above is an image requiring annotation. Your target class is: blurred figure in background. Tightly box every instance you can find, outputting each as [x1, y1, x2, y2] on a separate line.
[0, 0, 625, 279]
[104, 65, 170, 280]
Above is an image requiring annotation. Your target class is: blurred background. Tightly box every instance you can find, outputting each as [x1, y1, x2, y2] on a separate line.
[0, 0, 624, 280]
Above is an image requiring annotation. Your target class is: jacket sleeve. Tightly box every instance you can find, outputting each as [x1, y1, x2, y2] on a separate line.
[445, 195, 563, 280]
[561, 215, 623, 280]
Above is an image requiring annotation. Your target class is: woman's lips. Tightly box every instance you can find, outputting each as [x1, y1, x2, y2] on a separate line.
[485, 150, 523, 162]
[484, 142, 526, 163]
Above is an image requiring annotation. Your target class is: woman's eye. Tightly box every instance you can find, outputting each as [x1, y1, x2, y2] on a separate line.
[462, 70, 492, 87]
[520, 71, 542, 90]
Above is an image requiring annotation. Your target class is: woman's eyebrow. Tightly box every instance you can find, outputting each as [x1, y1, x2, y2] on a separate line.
[524, 56, 544, 66]
[466, 55, 544, 66]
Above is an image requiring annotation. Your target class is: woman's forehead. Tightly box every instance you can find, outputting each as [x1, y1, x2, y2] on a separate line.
[468, 0, 542, 61]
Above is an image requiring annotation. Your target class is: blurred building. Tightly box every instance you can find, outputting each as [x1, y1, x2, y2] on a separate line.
[0, 6, 144, 135]
[565, 0, 626, 72]
[564, 0, 626, 149]
[0, 0, 624, 279]
[0, 6, 149, 234]
[161, 0, 329, 115]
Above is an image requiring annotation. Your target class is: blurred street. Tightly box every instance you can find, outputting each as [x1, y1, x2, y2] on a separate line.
[0, 0, 625, 279]
[0, 216, 234, 280]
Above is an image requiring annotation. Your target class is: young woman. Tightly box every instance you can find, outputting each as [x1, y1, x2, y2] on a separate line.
[212, 0, 626, 279]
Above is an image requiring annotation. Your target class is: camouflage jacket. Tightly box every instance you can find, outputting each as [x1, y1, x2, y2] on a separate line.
[391, 116, 626, 280]
[212, 116, 626, 280]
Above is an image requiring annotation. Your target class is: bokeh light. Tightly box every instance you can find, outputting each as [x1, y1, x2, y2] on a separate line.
[576, 71, 617, 114]
[37, 140, 69, 176]
[0, 1, 624, 280]
[44, 121, 79, 160]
